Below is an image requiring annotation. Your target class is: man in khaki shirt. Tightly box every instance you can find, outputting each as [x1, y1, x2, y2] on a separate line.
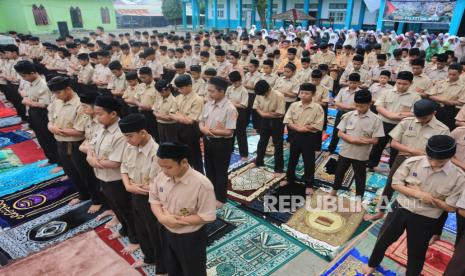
[149, 142, 216, 276]
[92, 50, 112, 96]
[365, 99, 450, 221]
[277, 47, 302, 73]
[243, 59, 263, 130]
[273, 62, 299, 110]
[339, 55, 371, 88]
[313, 43, 336, 70]
[410, 58, 432, 96]
[253, 80, 286, 172]
[330, 89, 384, 197]
[76, 53, 95, 94]
[153, 79, 178, 142]
[86, 96, 137, 248]
[427, 63, 465, 130]
[47, 76, 104, 214]
[200, 76, 237, 207]
[294, 57, 312, 85]
[369, 70, 393, 105]
[260, 59, 277, 87]
[364, 135, 464, 276]
[426, 53, 448, 83]
[135, 67, 160, 142]
[214, 49, 233, 78]
[172, 74, 204, 173]
[368, 71, 421, 170]
[119, 114, 166, 272]
[283, 83, 324, 195]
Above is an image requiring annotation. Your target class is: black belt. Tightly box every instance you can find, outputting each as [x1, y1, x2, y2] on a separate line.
[204, 136, 232, 141]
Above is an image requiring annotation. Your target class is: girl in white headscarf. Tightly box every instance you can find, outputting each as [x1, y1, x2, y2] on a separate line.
[343, 31, 357, 48]
[261, 29, 269, 38]
[236, 26, 243, 39]
[249, 25, 256, 35]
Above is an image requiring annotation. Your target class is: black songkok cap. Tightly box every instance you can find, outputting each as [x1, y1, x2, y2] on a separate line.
[397, 71, 413, 82]
[119, 113, 146, 133]
[190, 65, 201, 73]
[426, 135, 456, 160]
[263, 59, 273, 67]
[155, 79, 170, 92]
[14, 60, 36, 74]
[287, 47, 297, 54]
[47, 76, 71, 92]
[95, 96, 122, 112]
[348, 72, 361, 82]
[175, 61, 186, 69]
[249, 59, 259, 66]
[157, 142, 189, 160]
[299, 83, 316, 92]
[209, 76, 229, 91]
[174, 74, 192, 87]
[125, 71, 138, 81]
[354, 89, 372, 104]
[413, 99, 437, 117]
[254, 80, 270, 95]
[77, 53, 89, 60]
[79, 91, 99, 105]
[215, 49, 226, 56]
[228, 71, 242, 82]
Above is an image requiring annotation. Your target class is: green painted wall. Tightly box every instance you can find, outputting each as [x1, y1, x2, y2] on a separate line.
[0, 0, 117, 34]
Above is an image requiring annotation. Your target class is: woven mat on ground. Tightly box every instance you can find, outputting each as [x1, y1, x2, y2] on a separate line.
[385, 232, 455, 276]
[0, 177, 77, 229]
[0, 108, 16, 118]
[0, 131, 30, 148]
[228, 151, 255, 173]
[0, 124, 23, 133]
[0, 230, 140, 276]
[206, 203, 306, 276]
[444, 212, 457, 234]
[282, 189, 366, 258]
[0, 201, 109, 260]
[0, 117, 21, 128]
[0, 149, 21, 173]
[362, 172, 388, 194]
[227, 163, 284, 203]
[4, 140, 46, 164]
[234, 134, 260, 154]
[320, 221, 405, 275]
[314, 153, 354, 189]
[264, 148, 307, 180]
[0, 160, 63, 198]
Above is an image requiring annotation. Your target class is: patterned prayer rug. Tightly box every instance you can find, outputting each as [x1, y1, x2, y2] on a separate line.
[0, 177, 78, 229]
[206, 218, 236, 246]
[282, 189, 365, 258]
[314, 153, 354, 189]
[0, 201, 109, 260]
[0, 231, 140, 276]
[0, 160, 63, 198]
[227, 163, 284, 203]
[228, 151, 255, 173]
[444, 212, 457, 234]
[350, 172, 387, 194]
[0, 116, 21, 128]
[0, 131, 30, 148]
[0, 107, 16, 118]
[0, 149, 21, 173]
[385, 232, 455, 276]
[235, 135, 260, 154]
[320, 221, 405, 275]
[4, 140, 46, 164]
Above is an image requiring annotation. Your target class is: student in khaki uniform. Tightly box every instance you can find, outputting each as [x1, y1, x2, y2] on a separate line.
[339, 54, 371, 89]
[119, 114, 167, 273]
[171, 74, 204, 173]
[410, 58, 432, 97]
[365, 99, 450, 221]
[227, 71, 249, 159]
[427, 63, 465, 130]
[200, 76, 237, 207]
[313, 43, 336, 73]
[277, 47, 302, 73]
[253, 80, 286, 173]
[1, 44, 26, 120]
[149, 142, 216, 276]
[190, 65, 205, 96]
[444, 189, 465, 276]
[108, 60, 129, 116]
[282, 83, 324, 195]
[92, 50, 112, 96]
[47, 76, 104, 213]
[243, 59, 262, 130]
[273, 62, 299, 111]
[327, 73, 360, 153]
[76, 53, 95, 95]
[153, 79, 178, 142]
[318, 64, 334, 92]
[368, 70, 393, 111]
[199, 51, 213, 75]
[363, 135, 465, 276]
[329, 89, 384, 198]
[214, 49, 233, 78]
[86, 96, 138, 251]
[14, 61, 60, 170]
[426, 53, 449, 83]
[367, 71, 421, 170]
[456, 105, 465, 126]
[227, 51, 245, 79]
[122, 71, 140, 114]
[294, 57, 312, 85]
[135, 67, 160, 142]
[144, 48, 163, 81]
[260, 59, 277, 87]
[369, 54, 391, 83]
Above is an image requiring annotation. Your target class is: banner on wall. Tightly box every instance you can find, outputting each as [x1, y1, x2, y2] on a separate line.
[113, 0, 162, 16]
[383, 0, 456, 24]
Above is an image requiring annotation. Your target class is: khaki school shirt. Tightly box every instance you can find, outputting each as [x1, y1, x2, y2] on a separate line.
[92, 64, 112, 89]
[94, 120, 127, 182]
[295, 67, 313, 84]
[273, 76, 299, 103]
[215, 60, 233, 78]
[313, 51, 336, 67]
[411, 74, 432, 93]
[369, 65, 391, 81]
[225, 85, 248, 108]
[456, 105, 465, 123]
[340, 68, 371, 88]
[283, 101, 324, 131]
[149, 166, 217, 234]
[200, 98, 237, 137]
[192, 77, 205, 96]
[337, 110, 384, 161]
[314, 84, 330, 104]
[47, 93, 86, 142]
[121, 138, 160, 186]
[393, 156, 465, 219]
[78, 63, 94, 85]
[426, 67, 448, 82]
[108, 73, 128, 92]
[146, 59, 163, 78]
[375, 89, 421, 124]
[153, 94, 177, 124]
[122, 85, 139, 103]
[135, 81, 159, 107]
[175, 91, 204, 121]
[244, 71, 262, 94]
[252, 90, 285, 115]
[335, 87, 357, 107]
[369, 83, 393, 101]
[261, 73, 277, 88]
[321, 75, 334, 91]
[389, 117, 450, 156]
[84, 116, 101, 145]
[451, 127, 465, 164]
[428, 79, 465, 109]
[25, 76, 52, 105]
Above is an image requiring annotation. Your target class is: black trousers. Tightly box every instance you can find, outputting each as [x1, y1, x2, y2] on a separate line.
[132, 194, 166, 272]
[333, 156, 367, 197]
[162, 226, 207, 276]
[367, 121, 398, 168]
[75, 83, 97, 96]
[444, 215, 465, 276]
[247, 93, 260, 130]
[286, 131, 318, 187]
[140, 110, 159, 143]
[436, 105, 459, 131]
[100, 179, 137, 244]
[233, 108, 248, 157]
[327, 110, 345, 153]
[157, 122, 178, 143]
[57, 141, 104, 204]
[97, 88, 112, 96]
[204, 137, 233, 203]
[177, 123, 204, 174]
[368, 201, 441, 276]
[378, 155, 408, 210]
[28, 107, 59, 164]
[255, 117, 284, 173]
[0, 83, 26, 120]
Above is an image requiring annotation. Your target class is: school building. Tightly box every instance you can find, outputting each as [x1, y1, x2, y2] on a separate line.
[185, 0, 465, 35]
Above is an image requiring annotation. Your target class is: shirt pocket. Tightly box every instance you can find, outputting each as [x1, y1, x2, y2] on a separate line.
[175, 200, 197, 217]
[399, 102, 411, 113]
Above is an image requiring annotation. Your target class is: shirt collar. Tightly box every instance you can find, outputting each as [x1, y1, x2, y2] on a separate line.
[138, 138, 156, 157]
[31, 76, 42, 87]
[173, 166, 193, 184]
[420, 157, 453, 175]
[105, 119, 120, 134]
[214, 97, 227, 108]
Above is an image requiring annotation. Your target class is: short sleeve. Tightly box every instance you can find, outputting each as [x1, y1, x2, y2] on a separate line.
[337, 113, 349, 131]
[389, 120, 406, 141]
[120, 148, 130, 174]
[372, 117, 385, 138]
[392, 159, 412, 186]
[73, 108, 87, 132]
[149, 174, 162, 205]
[108, 135, 127, 163]
[283, 103, 294, 124]
[311, 106, 325, 131]
[374, 91, 387, 107]
[252, 95, 261, 109]
[240, 88, 249, 107]
[456, 106, 465, 122]
[445, 175, 465, 207]
[225, 107, 238, 130]
[275, 95, 286, 115]
[37, 87, 51, 105]
[187, 97, 204, 121]
[196, 182, 217, 222]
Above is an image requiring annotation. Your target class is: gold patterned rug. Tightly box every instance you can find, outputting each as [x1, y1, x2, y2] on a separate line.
[314, 153, 354, 189]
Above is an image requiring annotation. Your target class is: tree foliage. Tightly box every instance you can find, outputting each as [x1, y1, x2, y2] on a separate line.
[256, 0, 268, 29]
[162, 0, 183, 21]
